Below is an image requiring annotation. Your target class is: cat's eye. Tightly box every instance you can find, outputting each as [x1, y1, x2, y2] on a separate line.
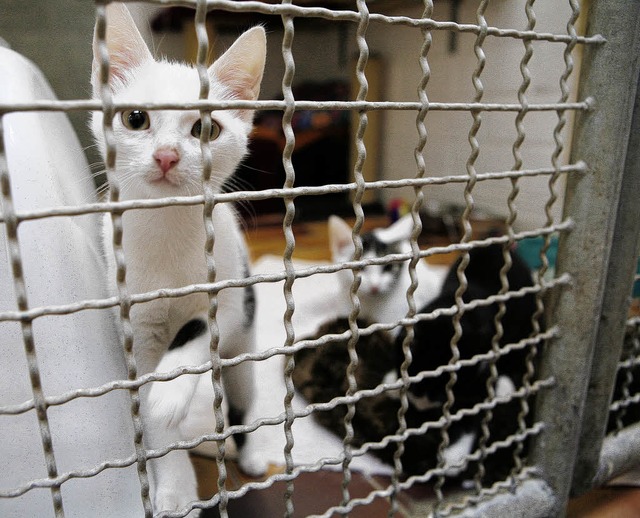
[121, 110, 150, 131]
[191, 119, 221, 140]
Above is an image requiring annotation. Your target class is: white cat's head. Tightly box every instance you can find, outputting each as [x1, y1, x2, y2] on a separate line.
[90, 3, 266, 200]
[328, 214, 414, 297]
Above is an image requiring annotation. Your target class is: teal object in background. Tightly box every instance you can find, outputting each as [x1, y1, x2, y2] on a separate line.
[516, 235, 559, 272]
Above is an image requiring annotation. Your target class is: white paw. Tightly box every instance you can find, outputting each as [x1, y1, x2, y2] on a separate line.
[496, 375, 516, 398]
[154, 488, 201, 517]
[442, 431, 476, 472]
[238, 449, 269, 478]
[147, 375, 197, 428]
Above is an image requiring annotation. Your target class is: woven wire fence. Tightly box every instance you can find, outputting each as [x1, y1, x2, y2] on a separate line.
[1, 0, 639, 517]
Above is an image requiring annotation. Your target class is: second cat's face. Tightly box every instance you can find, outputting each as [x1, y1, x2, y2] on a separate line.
[329, 215, 411, 298]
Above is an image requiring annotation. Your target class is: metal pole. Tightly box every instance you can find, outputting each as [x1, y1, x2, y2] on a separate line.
[571, 56, 640, 495]
[530, 0, 640, 514]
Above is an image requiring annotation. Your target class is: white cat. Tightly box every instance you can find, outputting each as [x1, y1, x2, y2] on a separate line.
[328, 214, 445, 330]
[90, 4, 266, 515]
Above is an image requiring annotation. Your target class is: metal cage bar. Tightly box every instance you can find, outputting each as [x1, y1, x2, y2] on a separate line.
[530, 0, 640, 514]
[573, 34, 640, 493]
[278, 1, 299, 515]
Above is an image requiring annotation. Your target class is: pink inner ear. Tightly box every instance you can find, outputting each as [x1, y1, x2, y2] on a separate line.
[338, 236, 354, 252]
[108, 50, 140, 85]
[216, 69, 258, 102]
[93, 4, 153, 92]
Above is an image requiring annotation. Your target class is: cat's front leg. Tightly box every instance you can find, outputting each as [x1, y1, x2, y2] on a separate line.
[133, 319, 202, 515]
[221, 345, 269, 477]
[147, 321, 211, 429]
[143, 408, 201, 517]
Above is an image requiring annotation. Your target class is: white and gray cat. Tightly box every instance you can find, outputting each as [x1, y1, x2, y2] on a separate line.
[90, 4, 266, 515]
[328, 214, 445, 329]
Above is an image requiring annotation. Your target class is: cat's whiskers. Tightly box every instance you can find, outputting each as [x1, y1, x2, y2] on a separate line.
[82, 142, 100, 153]
[183, 177, 204, 198]
[95, 182, 110, 202]
[220, 176, 257, 229]
[88, 167, 109, 182]
[223, 174, 253, 194]
[237, 163, 277, 176]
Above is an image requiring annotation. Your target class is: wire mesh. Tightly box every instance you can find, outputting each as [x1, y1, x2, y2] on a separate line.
[608, 260, 640, 435]
[609, 315, 640, 434]
[0, 0, 624, 517]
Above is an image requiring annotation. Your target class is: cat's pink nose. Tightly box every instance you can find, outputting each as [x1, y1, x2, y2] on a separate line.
[154, 148, 180, 174]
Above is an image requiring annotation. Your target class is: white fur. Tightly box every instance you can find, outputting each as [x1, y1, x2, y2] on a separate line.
[442, 431, 476, 468]
[91, 4, 266, 514]
[328, 214, 445, 329]
[495, 375, 516, 398]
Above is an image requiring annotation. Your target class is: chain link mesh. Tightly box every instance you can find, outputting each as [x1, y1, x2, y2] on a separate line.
[0, 0, 616, 516]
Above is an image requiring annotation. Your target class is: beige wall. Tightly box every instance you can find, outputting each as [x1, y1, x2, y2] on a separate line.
[365, 0, 578, 230]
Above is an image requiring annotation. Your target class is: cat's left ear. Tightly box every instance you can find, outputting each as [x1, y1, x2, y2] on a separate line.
[91, 3, 153, 95]
[375, 214, 416, 244]
[209, 26, 266, 111]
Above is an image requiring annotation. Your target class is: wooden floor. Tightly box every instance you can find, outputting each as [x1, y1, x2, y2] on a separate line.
[243, 213, 394, 262]
[191, 213, 640, 517]
[567, 488, 640, 518]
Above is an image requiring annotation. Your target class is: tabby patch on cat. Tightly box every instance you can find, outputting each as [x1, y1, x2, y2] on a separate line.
[91, 4, 266, 515]
[329, 214, 444, 329]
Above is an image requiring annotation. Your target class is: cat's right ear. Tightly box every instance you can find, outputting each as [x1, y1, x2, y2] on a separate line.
[91, 3, 152, 95]
[209, 26, 266, 104]
[328, 216, 354, 259]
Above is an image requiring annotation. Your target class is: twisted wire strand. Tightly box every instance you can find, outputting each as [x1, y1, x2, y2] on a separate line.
[279, 4, 298, 516]
[525, 0, 581, 490]
[612, 319, 640, 431]
[390, 1, 434, 515]
[474, 250, 511, 492]
[96, 4, 152, 514]
[0, 98, 595, 115]
[192, 2, 232, 516]
[433, 0, 488, 511]
[339, 0, 371, 508]
[535, 0, 580, 299]
[434, 466, 542, 516]
[610, 393, 640, 415]
[0, 162, 588, 226]
[506, 0, 539, 484]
